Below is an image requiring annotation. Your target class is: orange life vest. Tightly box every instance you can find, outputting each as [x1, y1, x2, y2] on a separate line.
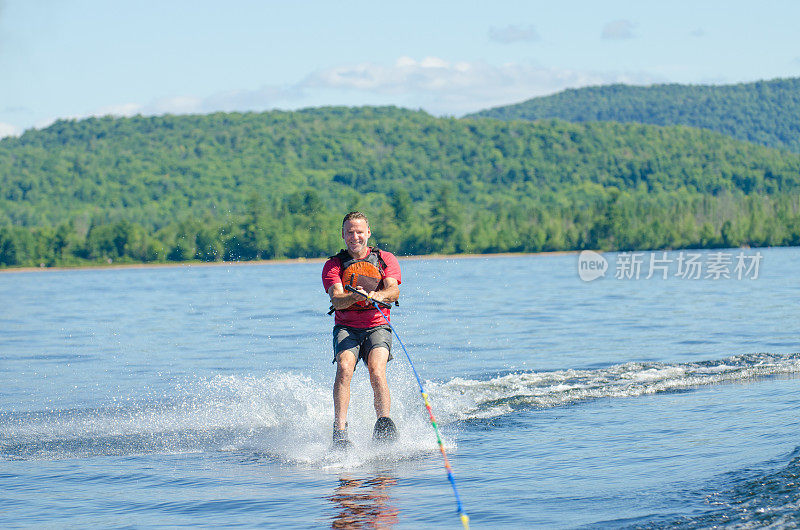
[329, 247, 389, 313]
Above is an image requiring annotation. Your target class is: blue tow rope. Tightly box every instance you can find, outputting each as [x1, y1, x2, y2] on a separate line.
[345, 285, 469, 529]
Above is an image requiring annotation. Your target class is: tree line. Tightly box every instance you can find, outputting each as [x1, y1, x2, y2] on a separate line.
[2, 187, 799, 268]
[1, 107, 800, 267]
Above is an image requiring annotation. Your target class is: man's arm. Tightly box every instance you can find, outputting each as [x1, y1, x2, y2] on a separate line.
[327, 277, 399, 309]
[328, 282, 361, 310]
[368, 277, 399, 305]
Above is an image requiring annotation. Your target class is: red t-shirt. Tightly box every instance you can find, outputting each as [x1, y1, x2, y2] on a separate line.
[322, 248, 401, 328]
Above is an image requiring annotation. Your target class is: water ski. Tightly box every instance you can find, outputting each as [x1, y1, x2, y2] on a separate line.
[331, 438, 353, 452]
[331, 424, 353, 452]
[372, 417, 397, 443]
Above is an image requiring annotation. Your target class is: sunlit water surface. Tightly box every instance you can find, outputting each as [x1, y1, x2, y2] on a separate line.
[2, 247, 799, 528]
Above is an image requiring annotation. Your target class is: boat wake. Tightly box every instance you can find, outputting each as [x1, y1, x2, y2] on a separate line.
[609, 445, 800, 528]
[2, 353, 797, 463]
[426, 352, 800, 421]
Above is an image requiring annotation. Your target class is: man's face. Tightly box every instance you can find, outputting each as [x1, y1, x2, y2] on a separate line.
[342, 218, 371, 257]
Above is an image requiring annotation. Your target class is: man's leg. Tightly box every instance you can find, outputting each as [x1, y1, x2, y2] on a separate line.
[333, 350, 357, 431]
[366, 347, 391, 418]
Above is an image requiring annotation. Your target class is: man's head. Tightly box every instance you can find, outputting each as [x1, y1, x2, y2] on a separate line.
[342, 211, 371, 258]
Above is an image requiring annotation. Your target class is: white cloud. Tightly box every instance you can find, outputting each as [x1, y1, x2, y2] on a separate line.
[299, 57, 658, 115]
[90, 87, 307, 120]
[0, 122, 21, 138]
[602, 20, 636, 40]
[41, 56, 658, 128]
[200, 85, 306, 112]
[488, 25, 540, 44]
[303, 56, 480, 94]
[98, 96, 204, 117]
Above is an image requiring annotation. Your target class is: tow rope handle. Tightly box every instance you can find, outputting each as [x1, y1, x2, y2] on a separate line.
[344, 284, 393, 309]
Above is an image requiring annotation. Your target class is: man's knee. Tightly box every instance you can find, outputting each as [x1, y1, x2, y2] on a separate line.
[336, 351, 357, 377]
[367, 348, 389, 377]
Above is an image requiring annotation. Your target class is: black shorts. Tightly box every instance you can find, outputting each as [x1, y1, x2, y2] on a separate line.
[332, 324, 393, 365]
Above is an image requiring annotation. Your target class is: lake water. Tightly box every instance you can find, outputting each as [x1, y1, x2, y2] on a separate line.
[1, 248, 799, 528]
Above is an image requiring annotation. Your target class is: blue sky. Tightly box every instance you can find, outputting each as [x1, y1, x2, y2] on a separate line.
[1, 0, 799, 138]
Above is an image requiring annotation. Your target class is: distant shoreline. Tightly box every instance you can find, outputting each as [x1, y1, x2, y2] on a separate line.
[0, 250, 579, 274]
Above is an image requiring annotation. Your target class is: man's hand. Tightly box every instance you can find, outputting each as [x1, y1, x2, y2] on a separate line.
[331, 279, 398, 310]
[343, 284, 393, 309]
[355, 286, 370, 299]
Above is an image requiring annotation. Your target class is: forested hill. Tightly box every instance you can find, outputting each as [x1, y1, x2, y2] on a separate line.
[466, 78, 800, 152]
[1, 106, 800, 267]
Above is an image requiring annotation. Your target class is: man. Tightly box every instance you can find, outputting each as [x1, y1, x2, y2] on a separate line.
[322, 211, 401, 448]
